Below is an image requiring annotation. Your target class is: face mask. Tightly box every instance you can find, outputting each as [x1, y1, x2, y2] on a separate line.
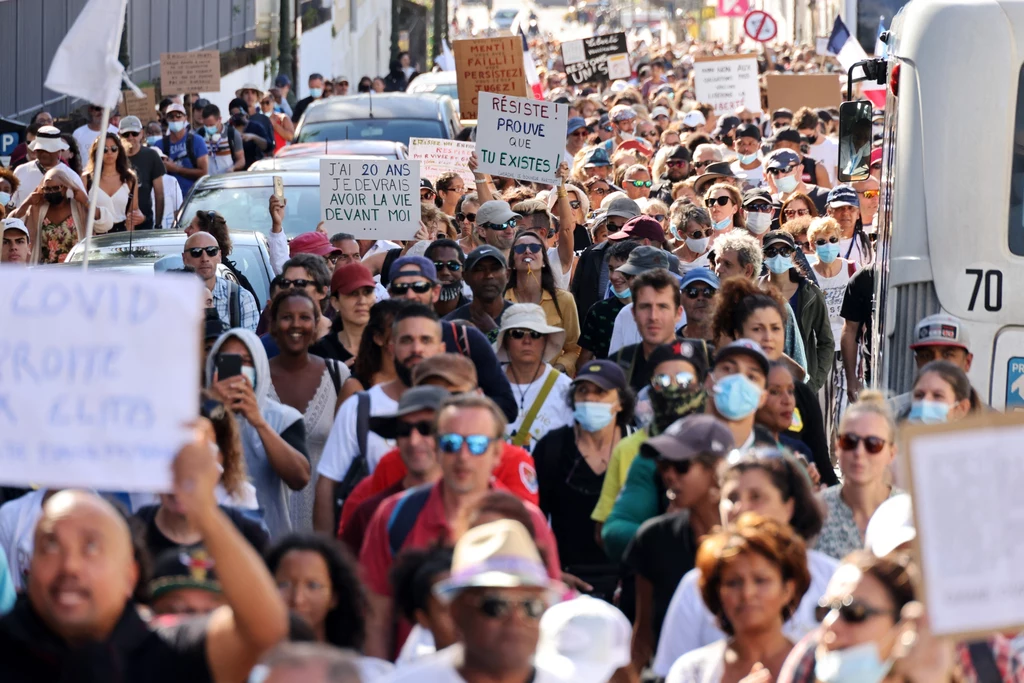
[44, 191, 64, 205]
[713, 216, 732, 231]
[816, 242, 840, 264]
[738, 152, 758, 165]
[651, 386, 705, 432]
[805, 133, 819, 144]
[612, 284, 632, 299]
[205, 125, 219, 136]
[274, 105, 284, 113]
[908, 399, 951, 424]
[574, 402, 615, 432]
[439, 282, 462, 302]
[309, 87, 323, 98]
[776, 173, 799, 194]
[146, 135, 162, 146]
[167, 121, 186, 133]
[765, 254, 793, 274]
[685, 236, 710, 254]
[241, 366, 257, 390]
[746, 213, 772, 235]
[0, 191, 10, 207]
[722, 136, 734, 147]
[815, 642, 893, 683]
[712, 373, 762, 421]
[618, 131, 635, 142]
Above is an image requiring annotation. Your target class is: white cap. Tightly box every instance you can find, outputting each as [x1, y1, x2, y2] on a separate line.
[683, 110, 706, 127]
[651, 106, 671, 119]
[536, 596, 631, 682]
[865, 494, 915, 557]
[2, 217, 29, 237]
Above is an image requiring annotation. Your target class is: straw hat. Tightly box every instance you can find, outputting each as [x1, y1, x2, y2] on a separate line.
[493, 304, 565, 364]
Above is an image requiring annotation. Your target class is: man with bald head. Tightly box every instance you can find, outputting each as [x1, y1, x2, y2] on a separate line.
[183, 230, 259, 330]
[0, 433, 289, 681]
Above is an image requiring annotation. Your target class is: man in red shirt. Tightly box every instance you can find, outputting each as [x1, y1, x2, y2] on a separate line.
[360, 394, 560, 660]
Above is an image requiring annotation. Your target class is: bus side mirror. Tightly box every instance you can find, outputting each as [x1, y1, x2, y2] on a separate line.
[838, 100, 873, 182]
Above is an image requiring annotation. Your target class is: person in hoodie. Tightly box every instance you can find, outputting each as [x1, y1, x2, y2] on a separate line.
[207, 329, 311, 538]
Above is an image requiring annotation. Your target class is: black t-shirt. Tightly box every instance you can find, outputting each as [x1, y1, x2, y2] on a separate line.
[572, 223, 593, 252]
[442, 300, 514, 344]
[804, 184, 831, 215]
[578, 298, 626, 359]
[840, 264, 876, 379]
[0, 596, 211, 682]
[310, 331, 355, 365]
[132, 505, 269, 563]
[128, 147, 166, 230]
[785, 381, 837, 487]
[615, 343, 656, 393]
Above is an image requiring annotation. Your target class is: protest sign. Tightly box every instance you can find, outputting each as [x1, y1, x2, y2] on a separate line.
[765, 74, 841, 113]
[320, 158, 421, 240]
[409, 137, 476, 185]
[560, 33, 630, 85]
[476, 92, 568, 185]
[120, 86, 157, 121]
[454, 37, 527, 120]
[693, 54, 760, 114]
[900, 411, 1024, 639]
[160, 50, 222, 94]
[0, 268, 203, 492]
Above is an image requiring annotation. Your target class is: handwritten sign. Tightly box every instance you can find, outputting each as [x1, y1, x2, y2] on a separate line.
[320, 158, 421, 240]
[120, 87, 157, 122]
[454, 37, 528, 120]
[693, 54, 760, 115]
[560, 33, 631, 85]
[160, 51, 222, 94]
[409, 137, 476, 185]
[0, 268, 203, 492]
[476, 93, 567, 185]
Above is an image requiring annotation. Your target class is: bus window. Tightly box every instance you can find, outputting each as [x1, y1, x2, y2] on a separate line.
[1009, 66, 1024, 255]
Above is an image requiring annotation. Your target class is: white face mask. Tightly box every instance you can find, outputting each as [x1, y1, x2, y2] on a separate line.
[815, 642, 894, 683]
[746, 212, 772, 235]
[241, 366, 257, 390]
[685, 235, 710, 254]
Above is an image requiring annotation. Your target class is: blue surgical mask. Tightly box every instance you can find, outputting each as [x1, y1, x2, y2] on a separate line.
[713, 216, 732, 231]
[712, 373, 762, 421]
[908, 399, 950, 424]
[146, 135, 162, 146]
[0, 191, 10, 207]
[738, 152, 758, 165]
[241, 366, 257, 391]
[205, 124, 219, 136]
[309, 87, 323, 98]
[574, 402, 615, 432]
[815, 643, 893, 683]
[167, 121, 186, 134]
[612, 285, 632, 299]
[816, 242, 840, 264]
[274, 105, 284, 113]
[765, 254, 794, 274]
[776, 173, 799, 194]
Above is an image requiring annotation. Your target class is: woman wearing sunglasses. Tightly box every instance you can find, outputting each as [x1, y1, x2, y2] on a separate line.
[669, 202, 713, 269]
[82, 132, 140, 233]
[780, 193, 819, 225]
[655, 449, 837, 679]
[584, 176, 615, 213]
[815, 392, 902, 561]
[703, 183, 744, 233]
[504, 231, 581, 377]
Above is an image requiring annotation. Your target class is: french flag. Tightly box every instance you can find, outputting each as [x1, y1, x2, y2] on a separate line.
[519, 29, 544, 99]
[828, 16, 886, 108]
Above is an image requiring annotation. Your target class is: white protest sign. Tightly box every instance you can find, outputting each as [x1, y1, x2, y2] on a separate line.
[408, 137, 476, 186]
[0, 267, 203, 492]
[320, 158, 421, 240]
[693, 54, 760, 115]
[476, 92, 568, 185]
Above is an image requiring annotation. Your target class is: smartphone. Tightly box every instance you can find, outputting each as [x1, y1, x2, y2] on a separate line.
[273, 175, 285, 200]
[216, 353, 243, 381]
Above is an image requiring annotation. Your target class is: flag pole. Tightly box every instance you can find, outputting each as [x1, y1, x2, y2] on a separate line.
[80, 105, 111, 272]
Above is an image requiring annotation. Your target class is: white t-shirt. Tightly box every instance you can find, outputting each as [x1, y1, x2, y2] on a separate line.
[607, 303, 687, 356]
[153, 174, 184, 229]
[72, 123, 120, 160]
[676, 252, 712, 275]
[505, 365, 574, 452]
[385, 644, 570, 682]
[547, 246, 572, 290]
[317, 384, 398, 481]
[806, 137, 839, 185]
[839, 236, 869, 267]
[815, 260, 857, 351]
[11, 161, 45, 207]
[652, 549, 839, 676]
[0, 489, 47, 591]
[730, 160, 765, 190]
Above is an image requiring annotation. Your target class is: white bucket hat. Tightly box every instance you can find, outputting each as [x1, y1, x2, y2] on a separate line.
[28, 126, 69, 153]
[493, 303, 566, 364]
[536, 596, 632, 682]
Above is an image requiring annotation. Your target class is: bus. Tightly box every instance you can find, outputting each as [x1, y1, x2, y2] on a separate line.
[840, 0, 1024, 410]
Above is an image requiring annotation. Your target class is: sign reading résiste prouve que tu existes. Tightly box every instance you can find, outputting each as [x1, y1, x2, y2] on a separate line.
[476, 93, 568, 185]
[319, 158, 422, 240]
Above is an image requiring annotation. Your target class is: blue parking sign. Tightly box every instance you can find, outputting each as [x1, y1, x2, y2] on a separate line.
[0, 132, 18, 156]
[1007, 358, 1024, 408]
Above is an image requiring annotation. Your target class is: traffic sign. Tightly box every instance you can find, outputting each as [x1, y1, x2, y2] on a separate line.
[744, 10, 778, 42]
[717, 0, 749, 19]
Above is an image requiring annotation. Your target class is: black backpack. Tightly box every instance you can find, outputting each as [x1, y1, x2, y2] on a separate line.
[331, 392, 372, 528]
[161, 131, 198, 169]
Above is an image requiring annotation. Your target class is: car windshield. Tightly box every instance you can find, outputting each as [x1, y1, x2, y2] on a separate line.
[297, 119, 447, 146]
[409, 82, 458, 100]
[176, 184, 321, 238]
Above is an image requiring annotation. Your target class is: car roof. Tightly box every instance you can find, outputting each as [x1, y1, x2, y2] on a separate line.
[275, 140, 408, 158]
[300, 93, 450, 124]
[66, 229, 266, 257]
[190, 170, 321, 189]
[408, 72, 457, 87]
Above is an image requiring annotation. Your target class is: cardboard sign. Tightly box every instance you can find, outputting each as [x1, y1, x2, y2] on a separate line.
[765, 73, 841, 113]
[160, 50, 222, 94]
[120, 86, 157, 122]
[454, 37, 527, 120]
[561, 33, 631, 85]
[0, 268, 203, 492]
[408, 137, 476, 185]
[693, 54, 760, 115]
[320, 158, 421, 240]
[476, 92, 568, 185]
[900, 411, 1024, 639]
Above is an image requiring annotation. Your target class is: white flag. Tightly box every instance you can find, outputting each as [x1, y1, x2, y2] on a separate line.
[44, 0, 129, 108]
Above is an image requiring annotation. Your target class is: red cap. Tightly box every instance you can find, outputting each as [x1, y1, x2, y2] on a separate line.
[607, 215, 667, 244]
[330, 262, 376, 295]
[870, 148, 883, 168]
[289, 231, 341, 258]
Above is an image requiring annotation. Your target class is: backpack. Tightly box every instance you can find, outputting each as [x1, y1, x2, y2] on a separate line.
[331, 392, 372, 527]
[385, 484, 434, 556]
[227, 281, 241, 329]
[161, 131, 198, 169]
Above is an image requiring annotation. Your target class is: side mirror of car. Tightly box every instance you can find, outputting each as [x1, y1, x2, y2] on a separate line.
[838, 100, 873, 183]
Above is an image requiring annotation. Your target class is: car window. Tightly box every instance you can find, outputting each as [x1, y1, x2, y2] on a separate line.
[232, 244, 271, 307]
[297, 119, 448, 145]
[177, 185, 321, 238]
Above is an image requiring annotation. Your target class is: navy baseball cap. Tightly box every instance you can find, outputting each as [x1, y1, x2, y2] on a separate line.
[275, 74, 292, 87]
[827, 184, 860, 208]
[567, 117, 587, 137]
[464, 244, 508, 271]
[680, 267, 720, 290]
[714, 339, 770, 376]
[389, 255, 438, 283]
[573, 360, 628, 393]
[765, 149, 801, 171]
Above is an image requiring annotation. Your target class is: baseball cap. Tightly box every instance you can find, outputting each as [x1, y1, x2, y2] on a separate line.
[118, 116, 143, 134]
[608, 215, 667, 244]
[646, 339, 710, 382]
[665, 145, 692, 162]
[712, 115, 741, 138]
[192, 98, 210, 110]
[909, 313, 971, 351]
[389, 255, 437, 283]
[865, 494, 916, 557]
[475, 200, 520, 227]
[420, 178, 436, 193]
[330, 262, 376, 295]
[640, 413, 735, 463]
[765, 149, 801, 171]
[412, 353, 479, 389]
[603, 196, 642, 220]
[464, 244, 508, 271]
[735, 123, 761, 141]
[682, 110, 706, 128]
[536, 596, 631, 683]
[566, 117, 587, 137]
[369, 385, 450, 438]
[714, 339, 770, 376]
[870, 148, 883, 168]
[149, 547, 220, 600]
[1, 217, 29, 237]
[771, 127, 803, 145]
[680, 267, 720, 290]
[827, 185, 860, 208]
[762, 230, 796, 251]
[610, 104, 637, 122]
[275, 74, 292, 87]
[772, 108, 794, 122]
[289, 231, 341, 258]
[616, 245, 669, 275]
[651, 106, 671, 119]
[582, 146, 612, 168]
[742, 188, 772, 207]
[164, 103, 187, 116]
[573, 360, 628, 393]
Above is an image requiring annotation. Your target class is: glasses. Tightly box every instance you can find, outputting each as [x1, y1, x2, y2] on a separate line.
[837, 433, 888, 454]
[395, 421, 434, 438]
[693, 160, 713, 170]
[420, 190, 436, 200]
[658, 459, 692, 475]
[433, 260, 462, 272]
[859, 189, 880, 198]
[767, 166, 797, 176]
[592, 187, 611, 196]
[325, 253, 340, 266]
[746, 203, 772, 213]
[456, 212, 476, 223]
[437, 433, 494, 456]
[280, 278, 314, 289]
[797, 240, 811, 251]
[606, 222, 624, 232]
[783, 208, 810, 218]
[187, 246, 220, 258]
[689, 228, 714, 239]
[472, 594, 547, 620]
[666, 160, 687, 168]
[390, 281, 435, 295]
[652, 371, 696, 390]
[643, 131, 659, 138]
[629, 180, 653, 188]
[815, 237, 840, 246]
[569, 200, 581, 210]
[684, 286, 715, 299]
[120, 131, 140, 138]
[571, 129, 588, 138]
[509, 329, 544, 340]
[763, 246, 794, 258]
[601, 125, 613, 132]
[815, 597, 895, 624]
[103, 146, 118, 153]
[513, 243, 543, 255]
[706, 196, 732, 207]
[482, 219, 517, 230]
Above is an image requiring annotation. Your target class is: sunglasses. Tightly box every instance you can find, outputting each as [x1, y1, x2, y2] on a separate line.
[601, 125, 613, 132]
[569, 200, 581, 210]
[456, 212, 476, 223]
[763, 246, 794, 258]
[420, 190, 436, 200]
[837, 433, 888, 454]
[767, 166, 796, 176]
[684, 286, 715, 299]
[433, 260, 462, 272]
[103, 146, 118, 153]
[815, 237, 839, 246]
[746, 203, 772, 213]
[666, 160, 687, 168]
[652, 370, 696, 390]
[472, 594, 547, 620]
[693, 160, 713, 170]
[658, 458, 692, 475]
[390, 281, 435, 295]
[437, 433, 494, 455]
[859, 189, 880, 198]
[325, 253, 341, 266]
[688, 228, 714, 239]
[797, 241, 811, 251]
[509, 329, 544, 340]
[592, 187, 611, 196]
[606, 221, 624, 232]
[815, 597, 895, 624]
[571, 129, 588, 137]
[187, 246, 220, 258]
[482, 219, 517, 230]
[395, 420, 434, 438]
[706, 196, 732, 207]
[630, 180, 653, 188]
[513, 243, 543, 255]
[643, 131, 659, 138]
[783, 208, 810, 218]
[280, 278, 315, 289]
[120, 131, 140, 138]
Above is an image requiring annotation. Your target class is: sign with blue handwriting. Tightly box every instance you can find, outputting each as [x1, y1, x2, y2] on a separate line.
[476, 92, 568, 185]
[320, 158, 421, 240]
[0, 267, 203, 492]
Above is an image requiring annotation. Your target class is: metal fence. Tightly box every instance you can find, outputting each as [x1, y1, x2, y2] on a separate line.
[0, 0, 258, 121]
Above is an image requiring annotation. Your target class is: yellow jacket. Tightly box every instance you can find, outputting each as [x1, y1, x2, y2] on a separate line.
[505, 288, 581, 377]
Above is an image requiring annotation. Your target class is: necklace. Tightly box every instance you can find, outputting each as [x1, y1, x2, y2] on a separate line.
[509, 361, 545, 413]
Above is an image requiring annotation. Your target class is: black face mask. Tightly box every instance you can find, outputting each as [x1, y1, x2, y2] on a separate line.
[721, 136, 734, 147]
[805, 134, 818, 144]
[439, 281, 462, 302]
[44, 191, 64, 205]
[650, 385, 706, 432]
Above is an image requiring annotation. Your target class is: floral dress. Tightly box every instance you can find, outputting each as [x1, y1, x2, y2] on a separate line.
[39, 213, 79, 264]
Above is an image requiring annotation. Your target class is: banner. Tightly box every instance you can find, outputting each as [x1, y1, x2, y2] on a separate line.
[453, 37, 528, 120]
[693, 54, 760, 115]
[560, 33, 630, 85]
[320, 158, 421, 240]
[0, 267, 203, 492]
[475, 92, 568, 185]
[120, 86, 157, 121]
[408, 138, 476, 185]
[160, 50, 222, 94]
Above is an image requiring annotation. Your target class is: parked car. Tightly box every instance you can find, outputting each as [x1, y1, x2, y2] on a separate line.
[248, 140, 408, 171]
[492, 8, 520, 30]
[407, 72, 460, 115]
[293, 93, 462, 147]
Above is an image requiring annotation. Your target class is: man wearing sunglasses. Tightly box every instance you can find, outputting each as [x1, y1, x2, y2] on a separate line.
[853, 175, 880, 236]
[764, 148, 829, 216]
[473, 199, 521, 260]
[650, 145, 691, 205]
[767, 128, 832, 199]
[183, 231, 259, 331]
[571, 197, 642, 324]
[423, 239, 468, 317]
[825, 185, 873, 267]
[565, 117, 589, 165]
[118, 116, 165, 230]
[622, 165, 653, 201]
[679, 268, 719, 343]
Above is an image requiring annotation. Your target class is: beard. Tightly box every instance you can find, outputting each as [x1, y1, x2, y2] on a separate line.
[395, 357, 419, 386]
